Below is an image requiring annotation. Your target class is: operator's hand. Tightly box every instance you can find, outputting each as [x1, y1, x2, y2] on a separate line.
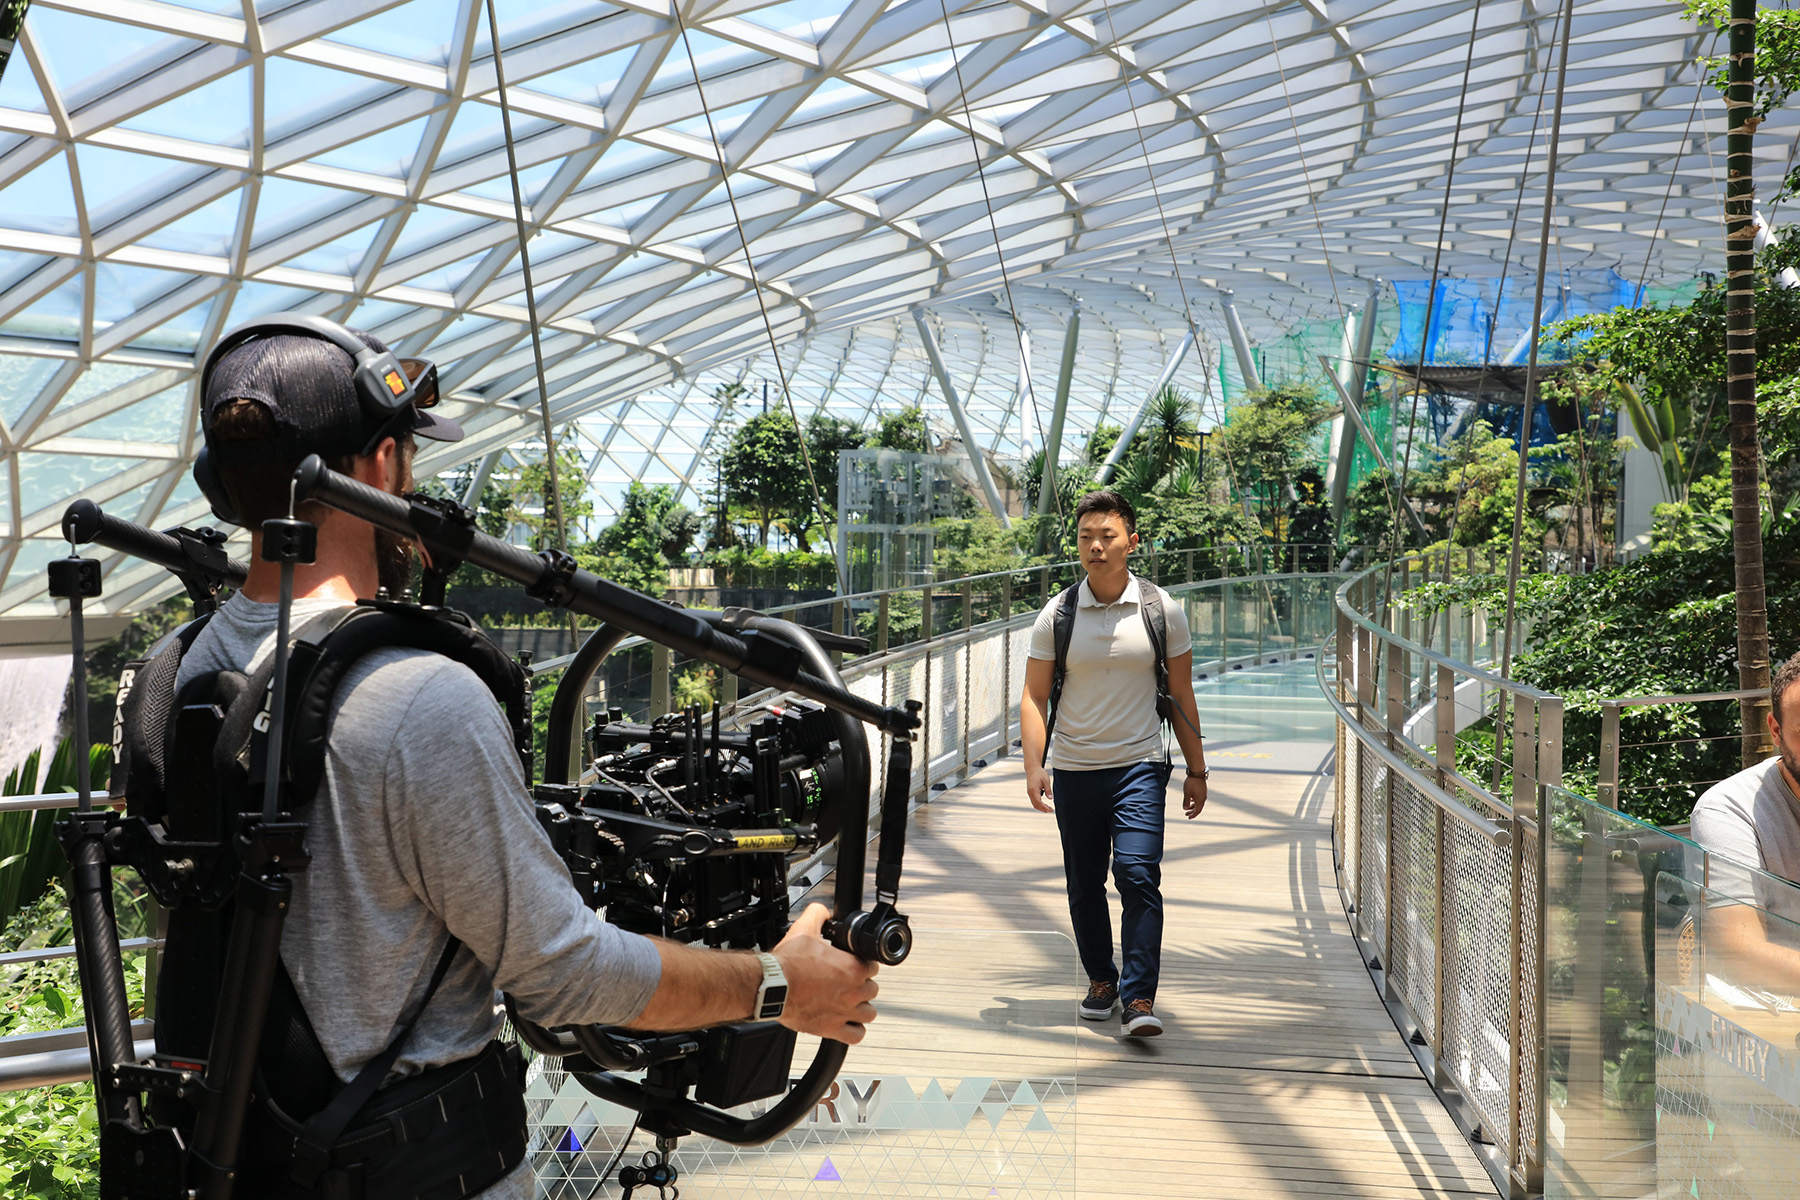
[1025, 765, 1054, 813]
[772, 903, 879, 1044]
[1182, 773, 1207, 820]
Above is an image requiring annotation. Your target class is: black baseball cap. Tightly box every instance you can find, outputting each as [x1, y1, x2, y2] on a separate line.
[201, 325, 463, 466]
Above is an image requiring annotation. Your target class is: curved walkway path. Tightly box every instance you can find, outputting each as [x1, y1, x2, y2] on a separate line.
[889, 663, 1498, 1199]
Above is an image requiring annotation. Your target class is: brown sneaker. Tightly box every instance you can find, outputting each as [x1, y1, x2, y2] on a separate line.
[1122, 998, 1163, 1037]
[1079, 979, 1119, 1021]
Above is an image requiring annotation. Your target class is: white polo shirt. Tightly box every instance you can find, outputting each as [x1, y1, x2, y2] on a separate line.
[1028, 575, 1192, 770]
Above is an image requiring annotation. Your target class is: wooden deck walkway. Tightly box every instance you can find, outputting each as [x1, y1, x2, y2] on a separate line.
[880, 746, 1500, 1199]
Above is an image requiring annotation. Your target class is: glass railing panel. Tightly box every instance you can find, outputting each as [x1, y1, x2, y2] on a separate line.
[1653, 874, 1800, 1200]
[526, 929, 1079, 1199]
[1544, 788, 1707, 1200]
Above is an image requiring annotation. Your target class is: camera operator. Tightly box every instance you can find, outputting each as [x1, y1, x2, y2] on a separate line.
[174, 319, 878, 1197]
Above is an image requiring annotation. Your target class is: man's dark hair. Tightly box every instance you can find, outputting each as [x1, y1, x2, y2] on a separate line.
[1773, 653, 1800, 725]
[1074, 489, 1137, 536]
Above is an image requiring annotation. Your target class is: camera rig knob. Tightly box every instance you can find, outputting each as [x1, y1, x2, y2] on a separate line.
[826, 900, 913, 966]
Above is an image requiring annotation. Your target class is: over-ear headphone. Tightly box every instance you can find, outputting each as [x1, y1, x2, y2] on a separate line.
[193, 314, 425, 526]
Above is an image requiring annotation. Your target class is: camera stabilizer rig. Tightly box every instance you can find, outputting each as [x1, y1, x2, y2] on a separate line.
[51, 457, 923, 1200]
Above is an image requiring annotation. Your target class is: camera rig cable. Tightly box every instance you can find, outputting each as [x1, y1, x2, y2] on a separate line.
[290, 454, 920, 739]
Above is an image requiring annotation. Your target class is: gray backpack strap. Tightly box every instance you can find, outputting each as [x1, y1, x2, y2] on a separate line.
[1137, 577, 1172, 723]
[1043, 582, 1084, 749]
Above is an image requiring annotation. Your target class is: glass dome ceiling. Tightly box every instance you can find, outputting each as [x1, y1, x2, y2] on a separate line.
[2, 0, 1793, 625]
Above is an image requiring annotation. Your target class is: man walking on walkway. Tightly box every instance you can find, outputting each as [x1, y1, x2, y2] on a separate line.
[1020, 489, 1209, 1037]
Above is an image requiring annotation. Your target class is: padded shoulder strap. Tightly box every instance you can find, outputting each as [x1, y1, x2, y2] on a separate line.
[282, 606, 530, 810]
[1043, 581, 1084, 749]
[118, 615, 215, 819]
[1137, 577, 1168, 665]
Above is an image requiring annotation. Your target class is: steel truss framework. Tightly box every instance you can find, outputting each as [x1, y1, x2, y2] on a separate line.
[0, 0, 1793, 623]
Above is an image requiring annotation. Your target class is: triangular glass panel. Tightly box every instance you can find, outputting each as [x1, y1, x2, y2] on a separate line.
[401, 249, 489, 295]
[262, 57, 389, 143]
[138, 187, 245, 258]
[2, 274, 84, 343]
[126, 298, 218, 354]
[117, 68, 252, 147]
[74, 145, 192, 223]
[341, 296, 413, 333]
[92, 262, 195, 327]
[76, 384, 191, 443]
[0, 354, 66, 430]
[26, 8, 180, 99]
[462, 158, 557, 206]
[651, 29, 754, 89]
[18, 451, 142, 514]
[288, 221, 383, 277]
[4, 537, 74, 594]
[61, 363, 156, 409]
[249, 175, 359, 244]
[0, 29, 48, 110]
[0, 155, 78, 236]
[313, 116, 430, 179]
[389, 203, 490, 261]
[219, 280, 329, 325]
[321, 0, 459, 66]
[523, 47, 637, 107]
[742, 0, 838, 41]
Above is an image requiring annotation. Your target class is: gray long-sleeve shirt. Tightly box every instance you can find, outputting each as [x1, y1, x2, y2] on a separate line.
[175, 594, 662, 1193]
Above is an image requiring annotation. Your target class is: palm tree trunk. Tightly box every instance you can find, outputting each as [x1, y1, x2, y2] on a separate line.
[1726, 0, 1773, 766]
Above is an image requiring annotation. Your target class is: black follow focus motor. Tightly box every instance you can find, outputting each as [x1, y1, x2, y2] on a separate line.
[51, 453, 922, 1200]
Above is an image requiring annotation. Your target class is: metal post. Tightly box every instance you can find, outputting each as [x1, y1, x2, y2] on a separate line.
[1329, 280, 1383, 521]
[1221, 289, 1262, 392]
[1384, 639, 1404, 996]
[1221, 580, 1234, 667]
[460, 449, 503, 509]
[1434, 663, 1455, 1077]
[1037, 310, 1081, 519]
[651, 643, 671, 717]
[1000, 575, 1014, 758]
[1597, 702, 1620, 809]
[876, 592, 891, 653]
[831, 598, 846, 667]
[912, 307, 1011, 527]
[1097, 330, 1195, 485]
[921, 585, 933, 791]
[961, 583, 974, 764]
[1507, 694, 1539, 1191]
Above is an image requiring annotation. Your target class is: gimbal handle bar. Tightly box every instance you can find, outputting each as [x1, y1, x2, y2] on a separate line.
[291, 456, 919, 739]
[62, 498, 250, 592]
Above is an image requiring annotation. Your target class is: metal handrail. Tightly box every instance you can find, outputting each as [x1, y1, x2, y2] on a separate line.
[1334, 556, 1558, 703]
[1314, 639, 1511, 845]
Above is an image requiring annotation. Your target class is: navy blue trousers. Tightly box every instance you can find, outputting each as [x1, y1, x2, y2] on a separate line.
[1051, 761, 1167, 1003]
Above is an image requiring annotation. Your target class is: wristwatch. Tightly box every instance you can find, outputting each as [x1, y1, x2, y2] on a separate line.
[753, 952, 789, 1021]
[1187, 766, 1210, 781]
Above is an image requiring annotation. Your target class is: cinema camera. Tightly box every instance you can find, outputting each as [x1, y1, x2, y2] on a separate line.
[50, 455, 922, 1200]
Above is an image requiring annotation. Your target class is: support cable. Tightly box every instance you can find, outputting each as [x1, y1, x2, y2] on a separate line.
[1498, 0, 1578, 693]
[932, 0, 1056, 524]
[485, 0, 582, 656]
[1088, 0, 1264, 571]
[1637, 61, 1712, 303]
[485, 0, 572, 558]
[668, 1, 849, 597]
[1376, 0, 1488, 624]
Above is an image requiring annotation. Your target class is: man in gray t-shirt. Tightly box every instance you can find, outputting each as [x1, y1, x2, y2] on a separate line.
[154, 316, 879, 1197]
[1690, 652, 1800, 994]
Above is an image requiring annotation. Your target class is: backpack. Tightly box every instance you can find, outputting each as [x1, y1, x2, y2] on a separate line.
[1042, 575, 1172, 754]
[111, 600, 533, 1200]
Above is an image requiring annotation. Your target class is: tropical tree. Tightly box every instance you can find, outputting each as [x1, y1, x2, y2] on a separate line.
[871, 405, 930, 453]
[718, 411, 812, 548]
[1213, 382, 1333, 525]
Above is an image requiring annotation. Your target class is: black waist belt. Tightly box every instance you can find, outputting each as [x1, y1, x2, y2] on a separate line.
[255, 1040, 529, 1200]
